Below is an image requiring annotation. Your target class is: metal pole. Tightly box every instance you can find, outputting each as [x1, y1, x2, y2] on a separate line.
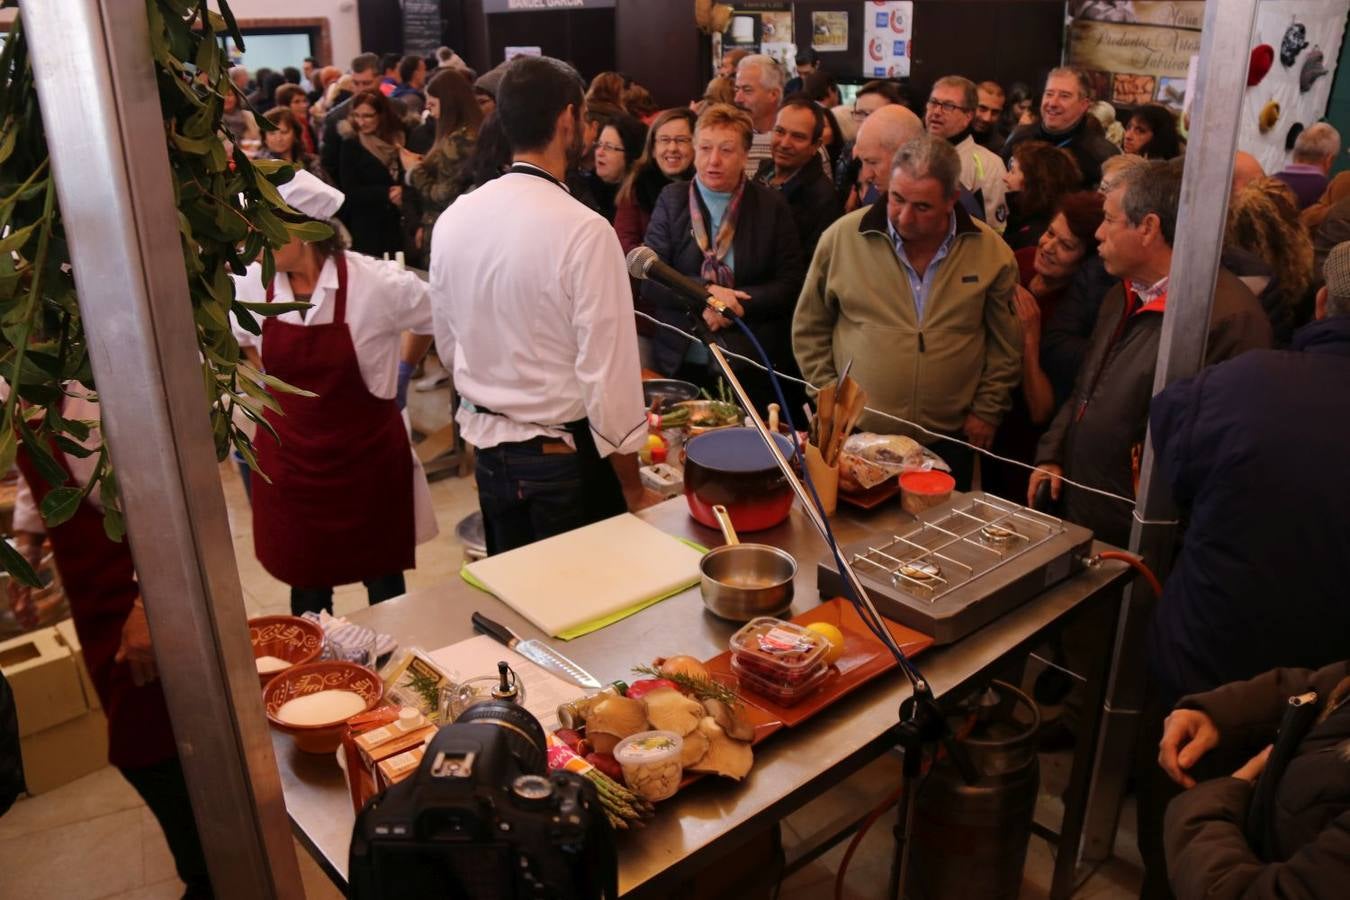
[1078, 0, 1259, 862]
[23, 4, 304, 896]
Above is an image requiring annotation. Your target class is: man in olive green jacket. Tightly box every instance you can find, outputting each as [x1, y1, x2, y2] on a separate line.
[792, 134, 1021, 487]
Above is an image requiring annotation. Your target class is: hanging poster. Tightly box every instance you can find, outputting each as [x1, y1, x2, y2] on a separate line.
[811, 12, 849, 53]
[1066, 1, 1204, 108]
[862, 1, 913, 79]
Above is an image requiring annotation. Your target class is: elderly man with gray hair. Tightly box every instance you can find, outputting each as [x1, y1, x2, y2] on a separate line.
[734, 53, 785, 177]
[1030, 159, 1271, 546]
[793, 133, 1021, 489]
[1275, 122, 1341, 209]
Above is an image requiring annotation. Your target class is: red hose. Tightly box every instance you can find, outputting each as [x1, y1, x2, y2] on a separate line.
[1095, 550, 1164, 597]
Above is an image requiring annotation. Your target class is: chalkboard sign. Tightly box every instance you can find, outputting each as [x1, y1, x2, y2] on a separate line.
[403, 0, 442, 56]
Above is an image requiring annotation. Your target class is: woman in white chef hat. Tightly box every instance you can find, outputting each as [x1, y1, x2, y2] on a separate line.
[232, 169, 437, 615]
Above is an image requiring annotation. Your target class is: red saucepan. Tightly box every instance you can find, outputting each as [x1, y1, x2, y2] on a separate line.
[683, 428, 796, 533]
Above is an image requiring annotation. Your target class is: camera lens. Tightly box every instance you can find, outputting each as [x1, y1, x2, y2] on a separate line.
[454, 700, 548, 774]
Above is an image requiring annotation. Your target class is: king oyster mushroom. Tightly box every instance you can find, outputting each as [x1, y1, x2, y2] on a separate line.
[585, 695, 647, 755]
[687, 716, 753, 780]
[702, 697, 755, 742]
[643, 686, 704, 736]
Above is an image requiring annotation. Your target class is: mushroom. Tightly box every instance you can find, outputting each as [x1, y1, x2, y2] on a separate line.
[687, 716, 753, 780]
[644, 687, 704, 736]
[679, 728, 710, 768]
[586, 695, 647, 755]
[702, 697, 755, 742]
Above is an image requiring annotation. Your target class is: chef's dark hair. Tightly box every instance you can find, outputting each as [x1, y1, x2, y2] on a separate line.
[496, 56, 585, 154]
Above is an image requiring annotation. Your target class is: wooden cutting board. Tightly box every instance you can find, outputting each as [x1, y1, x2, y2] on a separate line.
[463, 514, 705, 638]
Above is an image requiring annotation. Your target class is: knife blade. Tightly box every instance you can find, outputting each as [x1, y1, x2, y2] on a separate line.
[471, 612, 602, 690]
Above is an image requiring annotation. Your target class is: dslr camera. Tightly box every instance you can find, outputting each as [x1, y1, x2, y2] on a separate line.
[350, 701, 616, 899]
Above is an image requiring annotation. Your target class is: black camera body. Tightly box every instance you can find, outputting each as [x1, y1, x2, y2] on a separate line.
[349, 702, 616, 900]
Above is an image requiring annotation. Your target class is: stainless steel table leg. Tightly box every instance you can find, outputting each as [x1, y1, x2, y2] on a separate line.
[1049, 583, 1124, 899]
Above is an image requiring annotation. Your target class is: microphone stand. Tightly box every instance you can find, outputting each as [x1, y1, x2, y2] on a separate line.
[705, 342, 978, 899]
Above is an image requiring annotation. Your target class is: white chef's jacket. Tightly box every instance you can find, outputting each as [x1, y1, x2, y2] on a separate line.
[427, 166, 647, 457]
[955, 135, 1009, 233]
[230, 251, 439, 544]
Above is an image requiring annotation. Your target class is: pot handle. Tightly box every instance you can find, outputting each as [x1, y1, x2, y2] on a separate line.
[711, 504, 740, 546]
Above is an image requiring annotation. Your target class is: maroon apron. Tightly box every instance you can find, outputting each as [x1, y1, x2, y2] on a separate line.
[251, 253, 416, 587]
[15, 448, 177, 770]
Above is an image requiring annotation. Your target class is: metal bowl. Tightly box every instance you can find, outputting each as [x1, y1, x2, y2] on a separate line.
[699, 543, 797, 622]
[642, 378, 701, 408]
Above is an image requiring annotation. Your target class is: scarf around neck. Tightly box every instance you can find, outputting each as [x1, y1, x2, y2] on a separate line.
[689, 176, 745, 287]
[359, 130, 402, 181]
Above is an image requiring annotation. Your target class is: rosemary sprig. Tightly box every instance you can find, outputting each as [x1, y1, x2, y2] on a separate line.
[631, 665, 738, 706]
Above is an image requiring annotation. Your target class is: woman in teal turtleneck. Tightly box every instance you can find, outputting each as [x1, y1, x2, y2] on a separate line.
[639, 103, 805, 410]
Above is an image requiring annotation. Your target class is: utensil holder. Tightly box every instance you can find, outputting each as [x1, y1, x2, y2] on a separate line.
[803, 442, 839, 516]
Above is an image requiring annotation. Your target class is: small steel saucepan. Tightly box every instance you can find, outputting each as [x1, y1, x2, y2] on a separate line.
[700, 504, 796, 622]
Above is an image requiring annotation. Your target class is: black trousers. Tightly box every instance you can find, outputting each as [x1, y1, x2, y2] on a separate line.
[290, 572, 407, 617]
[120, 757, 213, 899]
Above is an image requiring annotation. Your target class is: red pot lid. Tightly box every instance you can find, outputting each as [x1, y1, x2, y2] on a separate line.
[899, 470, 955, 495]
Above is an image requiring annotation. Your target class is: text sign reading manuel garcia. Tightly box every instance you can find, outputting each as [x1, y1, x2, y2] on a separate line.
[483, 0, 616, 12]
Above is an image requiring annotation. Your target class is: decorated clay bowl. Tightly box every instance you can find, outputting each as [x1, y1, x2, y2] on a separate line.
[262, 660, 383, 753]
[248, 615, 324, 687]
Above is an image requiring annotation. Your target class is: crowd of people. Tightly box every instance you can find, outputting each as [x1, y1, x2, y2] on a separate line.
[4, 42, 1344, 900]
[215, 48, 1348, 900]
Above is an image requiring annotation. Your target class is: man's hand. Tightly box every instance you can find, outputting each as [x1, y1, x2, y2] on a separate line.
[7, 531, 45, 629]
[388, 185, 404, 208]
[1158, 708, 1221, 788]
[1027, 463, 1064, 507]
[114, 598, 158, 687]
[962, 413, 996, 450]
[1233, 745, 1273, 783]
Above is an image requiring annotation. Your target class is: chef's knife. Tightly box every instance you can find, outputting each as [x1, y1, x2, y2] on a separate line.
[471, 612, 602, 690]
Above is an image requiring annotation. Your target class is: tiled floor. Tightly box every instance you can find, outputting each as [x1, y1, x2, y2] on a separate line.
[0, 374, 1143, 898]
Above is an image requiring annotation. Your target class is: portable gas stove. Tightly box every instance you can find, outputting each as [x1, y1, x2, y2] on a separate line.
[817, 491, 1094, 644]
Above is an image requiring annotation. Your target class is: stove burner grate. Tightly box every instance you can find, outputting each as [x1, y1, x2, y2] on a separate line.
[849, 495, 1064, 604]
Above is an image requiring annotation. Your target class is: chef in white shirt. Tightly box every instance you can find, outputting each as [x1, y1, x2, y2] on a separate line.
[231, 170, 438, 614]
[429, 56, 650, 555]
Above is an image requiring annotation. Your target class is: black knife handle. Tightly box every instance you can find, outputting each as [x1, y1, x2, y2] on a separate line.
[472, 611, 518, 647]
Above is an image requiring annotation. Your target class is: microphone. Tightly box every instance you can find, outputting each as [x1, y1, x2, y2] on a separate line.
[625, 246, 736, 320]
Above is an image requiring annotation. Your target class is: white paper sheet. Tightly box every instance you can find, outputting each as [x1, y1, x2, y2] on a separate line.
[427, 634, 584, 733]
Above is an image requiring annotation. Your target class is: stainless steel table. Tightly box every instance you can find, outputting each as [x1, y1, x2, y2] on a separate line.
[274, 498, 1130, 898]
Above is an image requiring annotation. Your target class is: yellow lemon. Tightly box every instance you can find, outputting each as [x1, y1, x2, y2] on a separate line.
[806, 622, 845, 665]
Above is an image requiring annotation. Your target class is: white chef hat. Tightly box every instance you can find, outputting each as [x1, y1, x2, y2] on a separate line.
[277, 169, 345, 221]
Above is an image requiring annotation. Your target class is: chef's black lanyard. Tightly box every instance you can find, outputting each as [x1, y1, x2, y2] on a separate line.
[508, 162, 574, 197]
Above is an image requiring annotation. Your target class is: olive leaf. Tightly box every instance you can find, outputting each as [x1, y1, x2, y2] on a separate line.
[0, 1, 306, 583]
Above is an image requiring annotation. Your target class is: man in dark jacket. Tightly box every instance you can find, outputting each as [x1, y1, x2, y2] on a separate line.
[1148, 242, 1350, 709]
[320, 53, 380, 188]
[1160, 661, 1350, 900]
[1002, 67, 1119, 188]
[755, 98, 841, 261]
[1029, 159, 1271, 549]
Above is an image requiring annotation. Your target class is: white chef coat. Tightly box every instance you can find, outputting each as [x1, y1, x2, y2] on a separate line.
[955, 135, 1009, 233]
[428, 166, 647, 458]
[230, 251, 439, 544]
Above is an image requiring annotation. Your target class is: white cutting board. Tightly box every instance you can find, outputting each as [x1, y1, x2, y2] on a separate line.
[464, 513, 704, 637]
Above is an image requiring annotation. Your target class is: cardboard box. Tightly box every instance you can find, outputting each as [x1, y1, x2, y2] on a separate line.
[19, 707, 109, 794]
[0, 626, 86, 737]
[53, 617, 100, 711]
